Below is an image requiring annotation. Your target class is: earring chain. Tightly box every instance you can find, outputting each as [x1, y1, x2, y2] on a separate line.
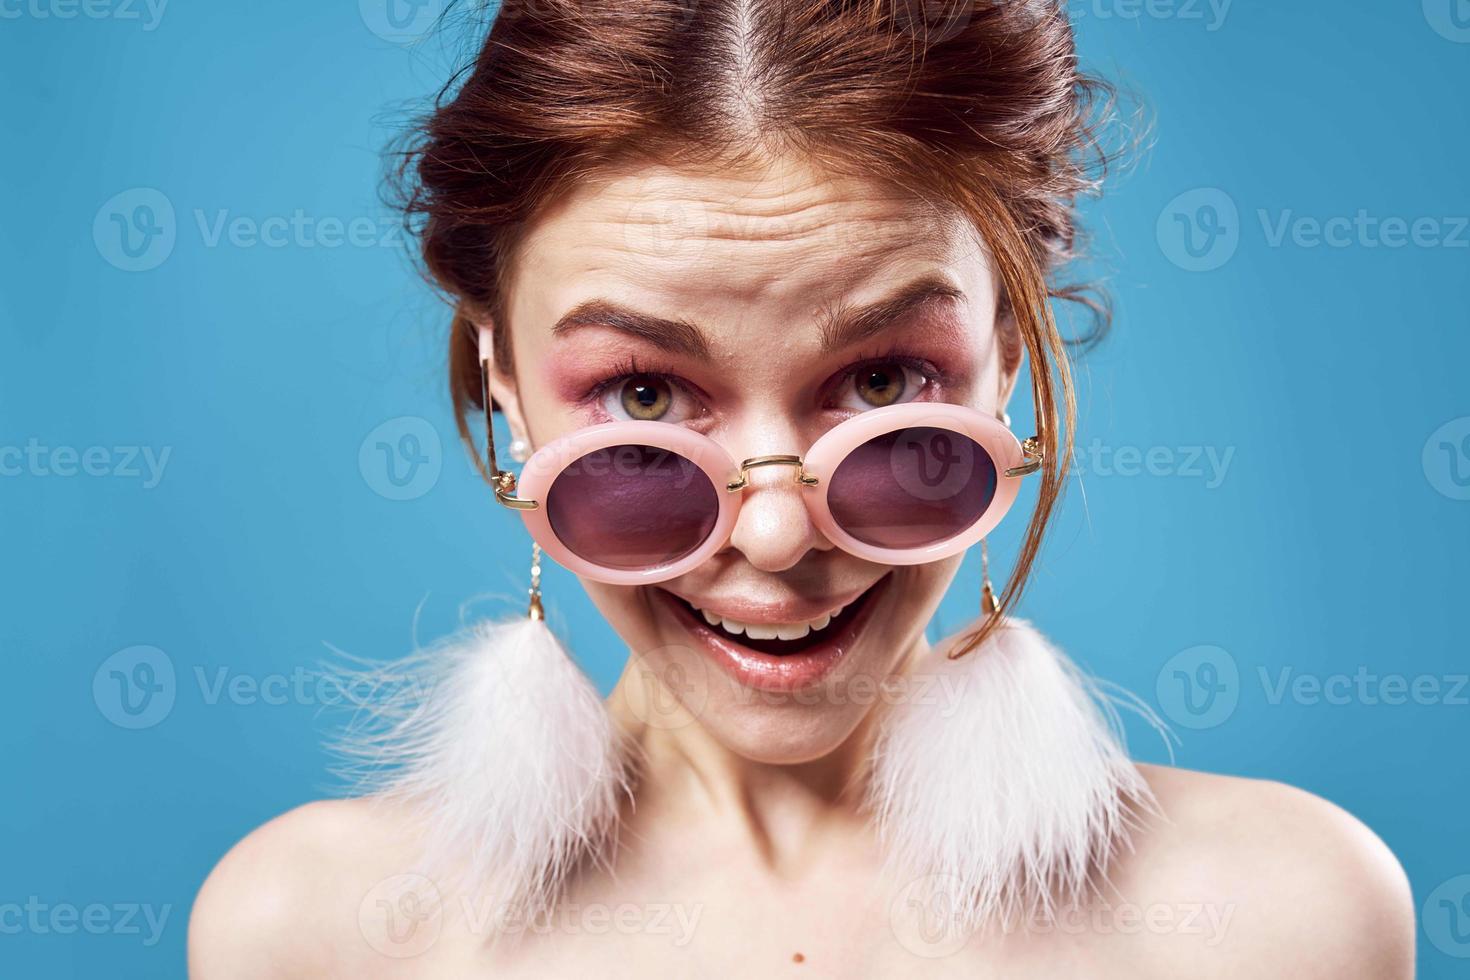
[528, 542, 545, 621]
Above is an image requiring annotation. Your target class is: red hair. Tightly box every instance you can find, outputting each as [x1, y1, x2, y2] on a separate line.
[392, 0, 1116, 654]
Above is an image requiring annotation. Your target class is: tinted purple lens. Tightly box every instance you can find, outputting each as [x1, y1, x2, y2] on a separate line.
[546, 444, 719, 570]
[826, 426, 996, 549]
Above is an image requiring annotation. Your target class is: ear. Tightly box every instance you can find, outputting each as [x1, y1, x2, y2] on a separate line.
[994, 300, 1025, 422]
[472, 319, 534, 461]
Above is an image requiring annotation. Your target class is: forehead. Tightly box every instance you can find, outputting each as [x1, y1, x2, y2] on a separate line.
[504, 153, 996, 347]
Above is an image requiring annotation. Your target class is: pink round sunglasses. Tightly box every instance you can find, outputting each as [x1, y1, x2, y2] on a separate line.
[480, 354, 1044, 586]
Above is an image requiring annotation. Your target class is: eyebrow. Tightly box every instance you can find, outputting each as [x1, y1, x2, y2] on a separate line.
[550, 300, 713, 359]
[548, 273, 964, 360]
[815, 273, 965, 353]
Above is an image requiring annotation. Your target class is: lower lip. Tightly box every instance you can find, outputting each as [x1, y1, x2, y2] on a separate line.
[655, 575, 889, 694]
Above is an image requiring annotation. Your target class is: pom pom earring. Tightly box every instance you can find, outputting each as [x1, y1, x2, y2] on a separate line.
[333, 543, 628, 920]
[867, 612, 1160, 934]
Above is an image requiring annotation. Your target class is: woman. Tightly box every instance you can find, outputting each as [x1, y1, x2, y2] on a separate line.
[190, 1, 1414, 975]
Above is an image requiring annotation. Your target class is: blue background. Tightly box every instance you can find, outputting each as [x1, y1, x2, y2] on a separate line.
[3, 1, 1467, 976]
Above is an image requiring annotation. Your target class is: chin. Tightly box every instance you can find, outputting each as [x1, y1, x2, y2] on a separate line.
[592, 560, 960, 764]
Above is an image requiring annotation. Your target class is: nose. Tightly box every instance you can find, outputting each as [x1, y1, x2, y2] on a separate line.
[725, 451, 833, 573]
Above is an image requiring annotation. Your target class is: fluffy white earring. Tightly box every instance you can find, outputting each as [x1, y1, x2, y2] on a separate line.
[867, 615, 1159, 933]
[332, 612, 628, 919]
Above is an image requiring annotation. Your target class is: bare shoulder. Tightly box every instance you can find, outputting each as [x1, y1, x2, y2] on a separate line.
[188, 797, 427, 979]
[1106, 763, 1414, 979]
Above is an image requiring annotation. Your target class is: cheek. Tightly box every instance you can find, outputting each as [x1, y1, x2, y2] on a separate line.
[513, 382, 583, 450]
[580, 581, 656, 643]
[866, 559, 963, 650]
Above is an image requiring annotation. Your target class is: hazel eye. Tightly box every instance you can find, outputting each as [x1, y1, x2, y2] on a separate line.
[620, 376, 670, 419]
[601, 374, 698, 422]
[837, 360, 930, 411]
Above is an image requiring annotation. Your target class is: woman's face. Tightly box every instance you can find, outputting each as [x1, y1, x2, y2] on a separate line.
[487, 152, 1017, 765]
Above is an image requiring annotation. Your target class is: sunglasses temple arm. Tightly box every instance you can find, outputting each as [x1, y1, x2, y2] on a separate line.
[1003, 435, 1044, 478]
[481, 357, 539, 510]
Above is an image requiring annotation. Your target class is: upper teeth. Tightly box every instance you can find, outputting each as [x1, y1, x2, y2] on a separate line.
[695, 602, 848, 641]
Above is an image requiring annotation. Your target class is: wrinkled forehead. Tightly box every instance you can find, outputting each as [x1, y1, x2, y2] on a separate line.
[504, 155, 997, 353]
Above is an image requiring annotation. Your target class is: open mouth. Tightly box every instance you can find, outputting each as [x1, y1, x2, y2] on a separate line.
[653, 573, 891, 692]
[668, 587, 874, 656]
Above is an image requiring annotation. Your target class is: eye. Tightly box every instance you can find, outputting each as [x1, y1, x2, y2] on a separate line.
[600, 374, 698, 422]
[833, 359, 931, 411]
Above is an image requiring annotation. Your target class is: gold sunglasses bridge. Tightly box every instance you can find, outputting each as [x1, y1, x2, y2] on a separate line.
[726, 454, 820, 493]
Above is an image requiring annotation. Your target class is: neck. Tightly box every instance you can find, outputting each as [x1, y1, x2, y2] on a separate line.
[604, 634, 931, 871]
